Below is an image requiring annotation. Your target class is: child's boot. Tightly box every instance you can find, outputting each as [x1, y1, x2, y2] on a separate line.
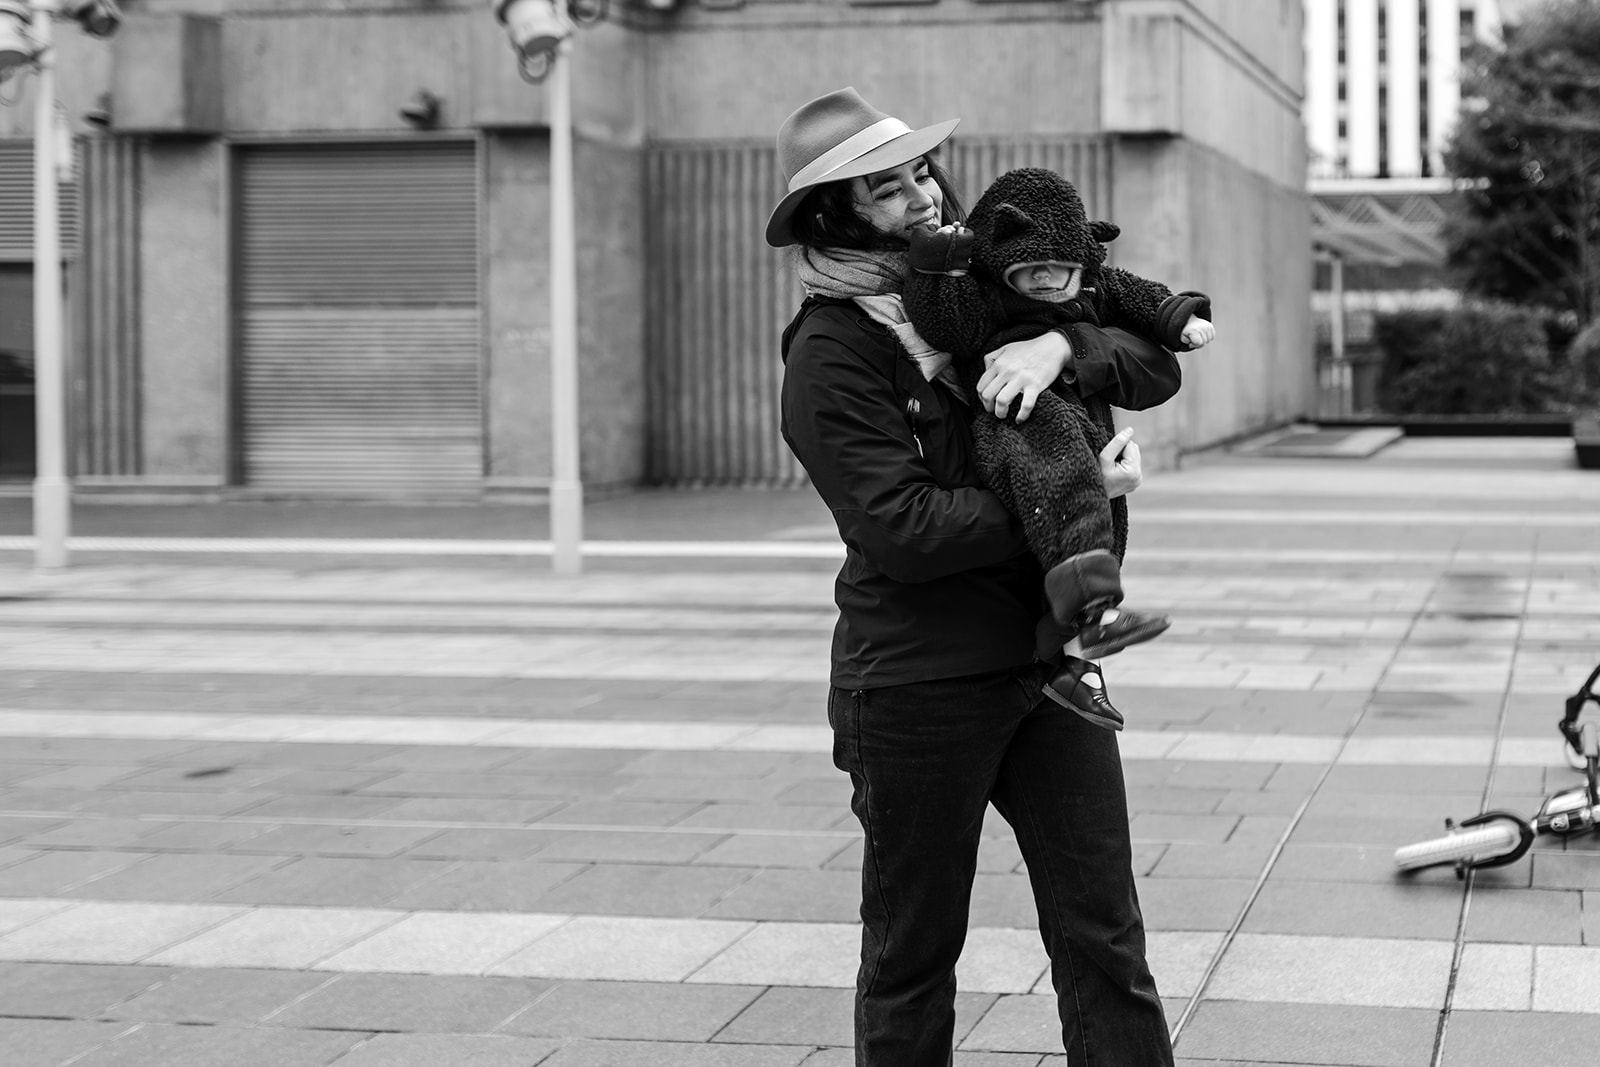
[1043, 655, 1124, 731]
[1077, 607, 1170, 660]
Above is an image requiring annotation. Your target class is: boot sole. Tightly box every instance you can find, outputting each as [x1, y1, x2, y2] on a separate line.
[1078, 618, 1171, 661]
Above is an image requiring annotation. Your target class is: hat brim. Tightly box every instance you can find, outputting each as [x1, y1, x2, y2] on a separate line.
[765, 117, 960, 248]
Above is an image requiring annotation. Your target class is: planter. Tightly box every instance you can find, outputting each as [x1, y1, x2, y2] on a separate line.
[1576, 413, 1600, 470]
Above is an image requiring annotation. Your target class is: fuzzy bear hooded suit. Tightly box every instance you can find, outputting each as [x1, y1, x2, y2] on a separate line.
[903, 167, 1210, 635]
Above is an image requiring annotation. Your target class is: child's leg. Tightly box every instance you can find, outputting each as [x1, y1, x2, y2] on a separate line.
[969, 390, 1121, 629]
[970, 387, 1167, 662]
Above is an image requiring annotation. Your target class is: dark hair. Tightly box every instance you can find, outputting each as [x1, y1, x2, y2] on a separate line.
[788, 154, 966, 251]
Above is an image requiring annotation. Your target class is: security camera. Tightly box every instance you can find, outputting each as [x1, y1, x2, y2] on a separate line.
[399, 90, 441, 129]
[493, 0, 572, 61]
[61, 0, 121, 39]
[83, 93, 113, 129]
[0, 0, 36, 81]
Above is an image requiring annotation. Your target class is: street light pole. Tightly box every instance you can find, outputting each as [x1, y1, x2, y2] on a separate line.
[30, 0, 68, 570]
[489, 0, 588, 573]
[546, 38, 582, 576]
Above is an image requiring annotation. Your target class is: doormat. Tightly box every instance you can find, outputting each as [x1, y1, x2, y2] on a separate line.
[1236, 425, 1403, 458]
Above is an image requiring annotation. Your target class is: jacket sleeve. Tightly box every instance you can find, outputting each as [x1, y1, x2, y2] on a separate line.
[781, 325, 1030, 584]
[903, 271, 1000, 365]
[903, 228, 999, 365]
[1099, 266, 1213, 351]
[1060, 321, 1183, 412]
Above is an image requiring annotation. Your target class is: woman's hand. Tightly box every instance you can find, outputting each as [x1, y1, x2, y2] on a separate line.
[977, 331, 1071, 422]
[1100, 428, 1142, 498]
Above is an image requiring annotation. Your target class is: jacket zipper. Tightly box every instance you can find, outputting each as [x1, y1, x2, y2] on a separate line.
[905, 398, 924, 458]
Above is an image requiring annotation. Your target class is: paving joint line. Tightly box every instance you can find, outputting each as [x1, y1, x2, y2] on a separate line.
[1429, 550, 1541, 1067]
[57, 1022, 144, 1067]
[1167, 550, 1449, 1049]
[0, 808, 866, 838]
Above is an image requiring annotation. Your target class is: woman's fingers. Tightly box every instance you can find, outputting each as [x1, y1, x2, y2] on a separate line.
[1100, 427, 1135, 461]
[976, 334, 1071, 422]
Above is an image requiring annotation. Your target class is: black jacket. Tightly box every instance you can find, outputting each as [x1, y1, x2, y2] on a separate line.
[780, 296, 1181, 688]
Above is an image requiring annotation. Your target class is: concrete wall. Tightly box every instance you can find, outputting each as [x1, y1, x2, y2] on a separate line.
[648, 0, 1313, 464]
[7, 0, 1309, 493]
[481, 24, 648, 494]
[482, 132, 553, 493]
[648, 5, 1104, 141]
[1100, 0, 1313, 462]
[138, 141, 229, 482]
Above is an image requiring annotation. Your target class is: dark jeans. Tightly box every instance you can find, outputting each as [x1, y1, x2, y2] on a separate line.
[828, 664, 1173, 1067]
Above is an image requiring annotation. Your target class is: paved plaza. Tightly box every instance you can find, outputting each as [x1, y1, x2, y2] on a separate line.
[0, 435, 1598, 1066]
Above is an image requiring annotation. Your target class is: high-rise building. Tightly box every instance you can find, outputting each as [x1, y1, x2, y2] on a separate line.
[1304, 0, 1504, 180]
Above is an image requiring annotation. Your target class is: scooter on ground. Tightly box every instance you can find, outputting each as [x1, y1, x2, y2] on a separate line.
[1393, 663, 1600, 878]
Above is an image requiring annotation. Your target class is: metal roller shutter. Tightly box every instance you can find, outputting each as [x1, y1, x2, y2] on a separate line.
[0, 140, 80, 262]
[236, 142, 480, 496]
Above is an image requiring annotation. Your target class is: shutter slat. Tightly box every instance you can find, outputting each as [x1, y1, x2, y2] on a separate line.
[237, 144, 481, 496]
[237, 143, 477, 306]
[0, 142, 81, 261]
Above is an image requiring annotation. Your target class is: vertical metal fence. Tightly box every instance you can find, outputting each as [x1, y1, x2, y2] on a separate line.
[70, 135, 143, 477]
[644, 135, 1111, 487]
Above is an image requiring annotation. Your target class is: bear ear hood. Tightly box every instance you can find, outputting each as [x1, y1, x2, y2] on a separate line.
[966, 167, 1111, 283]
[990, 203, 1036, 244]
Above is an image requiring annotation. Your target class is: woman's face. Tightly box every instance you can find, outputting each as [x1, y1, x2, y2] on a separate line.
[849, 159, 943, 243]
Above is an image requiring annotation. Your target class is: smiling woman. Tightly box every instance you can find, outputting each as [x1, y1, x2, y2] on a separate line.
[770, 87, 1181, 1067]
[848, 160, 944, 243]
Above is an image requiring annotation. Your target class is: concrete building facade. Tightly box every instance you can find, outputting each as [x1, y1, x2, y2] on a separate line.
[0, 0, 1310, 499]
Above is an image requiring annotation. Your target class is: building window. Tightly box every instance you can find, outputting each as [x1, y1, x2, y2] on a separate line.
[1378, 85, 1389, 178]
[1337, 0, 1346, 68]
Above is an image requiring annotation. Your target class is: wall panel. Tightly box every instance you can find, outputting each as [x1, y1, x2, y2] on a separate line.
[70, 136, 142, 477]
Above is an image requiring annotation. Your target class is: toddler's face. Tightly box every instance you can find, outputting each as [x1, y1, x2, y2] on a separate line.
[1005, 260, 1084, 300]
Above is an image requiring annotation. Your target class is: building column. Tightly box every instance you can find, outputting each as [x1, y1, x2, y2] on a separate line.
[1426, 0, 1461, 175]
[1345, 0, 1381, 176]
[1304, 0, 1340, 177]
[1388, 0, 1423, 176]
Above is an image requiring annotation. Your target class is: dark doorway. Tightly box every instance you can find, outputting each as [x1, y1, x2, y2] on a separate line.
[0, 265, 34, 479]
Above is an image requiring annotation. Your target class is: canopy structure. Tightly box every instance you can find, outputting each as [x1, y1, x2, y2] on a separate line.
[1308, 178, 1467, 417]
[1309, 177, 1459, 266]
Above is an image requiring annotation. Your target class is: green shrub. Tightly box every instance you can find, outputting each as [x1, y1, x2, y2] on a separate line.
[1567, 320, 1600, 405]
[1373, 301, 1568, 415]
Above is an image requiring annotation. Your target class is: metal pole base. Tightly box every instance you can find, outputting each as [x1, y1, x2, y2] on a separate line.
[549, 478, 584, 576]
[33, 475, 70, 570]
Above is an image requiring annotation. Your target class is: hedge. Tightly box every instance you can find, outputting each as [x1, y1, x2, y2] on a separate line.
[1372, 302, 1578, 415]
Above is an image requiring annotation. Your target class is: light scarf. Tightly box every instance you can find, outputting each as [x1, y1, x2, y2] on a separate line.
[793, 247, 960, 388]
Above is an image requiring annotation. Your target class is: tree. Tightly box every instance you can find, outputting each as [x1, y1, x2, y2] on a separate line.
[1444, 0, 1600, 324]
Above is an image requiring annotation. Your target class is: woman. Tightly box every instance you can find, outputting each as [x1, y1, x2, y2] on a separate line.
[772, 87, 1181, 1066]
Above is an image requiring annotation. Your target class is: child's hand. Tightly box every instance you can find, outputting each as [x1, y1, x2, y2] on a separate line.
[1181, 315, 1215, 349]
[908, 224, 974, 275]
[1099, 427, 1142, 499]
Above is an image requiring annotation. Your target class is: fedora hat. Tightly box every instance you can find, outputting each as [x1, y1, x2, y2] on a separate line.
[765, 87, 959, 248]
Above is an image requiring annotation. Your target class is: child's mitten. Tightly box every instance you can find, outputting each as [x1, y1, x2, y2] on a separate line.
[908, 225, 976, 276]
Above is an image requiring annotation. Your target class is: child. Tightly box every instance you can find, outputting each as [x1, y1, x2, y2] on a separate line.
[903, 167, 1214, 730]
